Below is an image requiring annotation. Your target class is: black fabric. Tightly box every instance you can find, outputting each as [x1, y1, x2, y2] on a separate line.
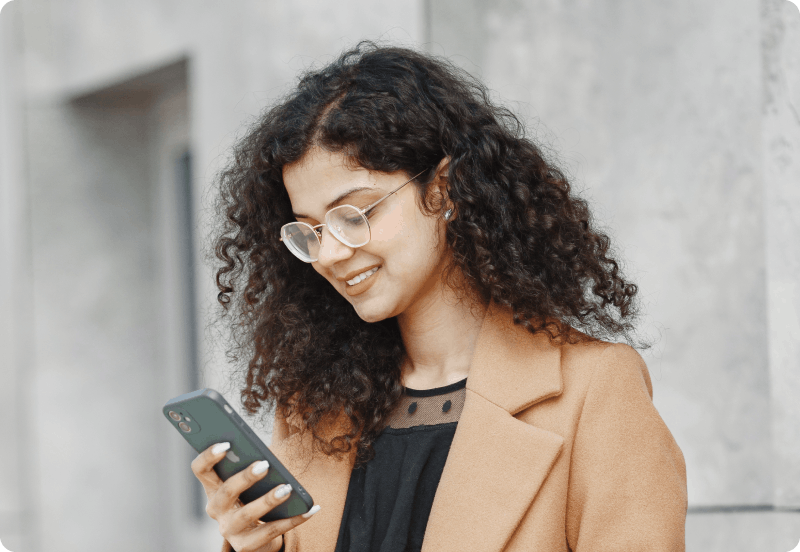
[333, 378, 467, 552]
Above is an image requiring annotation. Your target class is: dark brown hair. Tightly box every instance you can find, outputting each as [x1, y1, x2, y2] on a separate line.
[213, 41, 645, 465]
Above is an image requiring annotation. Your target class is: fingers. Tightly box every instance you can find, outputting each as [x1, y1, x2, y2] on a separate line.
[191, 447, 322, 552]
[228, 506, 321, 552]
[191, 442, 231, 498]
[208, 457, 273, 517]
[232, 481, 295, 530]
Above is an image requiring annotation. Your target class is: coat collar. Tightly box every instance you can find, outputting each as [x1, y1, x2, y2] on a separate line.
[276, 299, 567, 552]
[465, 300, 564, 413]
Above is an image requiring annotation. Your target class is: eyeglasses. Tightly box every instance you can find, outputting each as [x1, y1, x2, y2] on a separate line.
[280, 170, 426, 263]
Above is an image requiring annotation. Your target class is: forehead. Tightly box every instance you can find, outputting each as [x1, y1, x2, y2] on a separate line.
[282, 147, 383, 218]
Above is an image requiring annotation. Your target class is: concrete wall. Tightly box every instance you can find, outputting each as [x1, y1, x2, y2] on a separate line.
[2, 1, 424, 551]
[0, 2, 34, 550]
[25, 94, 164, 552]
[428, 1, 800, 548]
[1, 0, 799, 551]
[764, 0, 800, 512]
[431, 0, 773, 508]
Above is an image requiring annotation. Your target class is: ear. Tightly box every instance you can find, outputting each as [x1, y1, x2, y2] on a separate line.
[431, 156, 454, 216]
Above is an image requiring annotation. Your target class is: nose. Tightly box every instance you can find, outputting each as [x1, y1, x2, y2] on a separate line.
[315, 225, 355, 268]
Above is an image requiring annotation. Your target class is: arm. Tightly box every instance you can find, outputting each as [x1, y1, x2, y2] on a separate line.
[565, 343, 688, 551]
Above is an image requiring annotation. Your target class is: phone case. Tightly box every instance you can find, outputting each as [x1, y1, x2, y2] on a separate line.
[163, 388, 314, 522]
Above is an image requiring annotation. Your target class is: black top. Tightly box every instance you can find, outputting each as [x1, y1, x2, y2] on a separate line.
[333, 378, 468, 552]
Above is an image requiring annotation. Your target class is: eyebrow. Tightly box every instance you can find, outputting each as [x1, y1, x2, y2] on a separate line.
[292, 186, 379, 219]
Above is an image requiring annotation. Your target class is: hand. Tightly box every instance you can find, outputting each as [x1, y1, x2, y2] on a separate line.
[191, 442, 320, 552]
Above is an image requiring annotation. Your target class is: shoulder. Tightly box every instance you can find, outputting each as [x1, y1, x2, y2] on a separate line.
[562, 341, 687, 549]
[560, 338, 654, 400]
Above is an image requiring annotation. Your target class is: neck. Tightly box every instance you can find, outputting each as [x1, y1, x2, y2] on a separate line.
[396, 282, 489, 391]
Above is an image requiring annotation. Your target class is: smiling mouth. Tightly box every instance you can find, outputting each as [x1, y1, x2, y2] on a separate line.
[346, 267, 380, 286]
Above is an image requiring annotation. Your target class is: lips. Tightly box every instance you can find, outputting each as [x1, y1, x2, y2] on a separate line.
[346, 267, 379, 286]
[341, 263, 382, 283]
[344, 266, 381, 297]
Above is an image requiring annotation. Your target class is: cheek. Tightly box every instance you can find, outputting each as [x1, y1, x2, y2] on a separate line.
[371, 205, 409, 243]
[372, 200, 443, 271]
[371, 195, 440, 246]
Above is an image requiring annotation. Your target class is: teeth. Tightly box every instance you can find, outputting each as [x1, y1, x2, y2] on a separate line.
[347, 267, 379, 286]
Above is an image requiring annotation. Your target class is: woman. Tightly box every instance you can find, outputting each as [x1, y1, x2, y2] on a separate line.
[191, 42, 688, 552]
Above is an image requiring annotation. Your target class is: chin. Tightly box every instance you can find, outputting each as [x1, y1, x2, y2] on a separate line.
[351, 297, 398, 323]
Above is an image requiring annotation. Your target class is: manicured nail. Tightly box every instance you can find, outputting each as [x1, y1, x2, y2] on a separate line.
[302, 505, 320, 518]
[252, 460, 269, 475]
[274, 483, 292, 498]
[212, 442, 230, 455]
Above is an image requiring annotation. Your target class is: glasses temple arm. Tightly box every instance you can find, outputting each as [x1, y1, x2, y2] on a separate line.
[360, 170, 426, 213]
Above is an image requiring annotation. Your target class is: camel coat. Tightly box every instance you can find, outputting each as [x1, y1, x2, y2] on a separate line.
[222, 301, 688, 551]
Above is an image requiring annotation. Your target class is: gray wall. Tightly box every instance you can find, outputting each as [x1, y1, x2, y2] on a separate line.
[432, 0, 773, 508]
[1, 0, 799, 551]
[25, 93, 163, 552]
[764, 0, 800, 512]
[0, 1, 33, 549]
[1, 1, 424, 551]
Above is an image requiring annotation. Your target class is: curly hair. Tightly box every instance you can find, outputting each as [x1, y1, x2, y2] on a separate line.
[213, 41, 645, 466]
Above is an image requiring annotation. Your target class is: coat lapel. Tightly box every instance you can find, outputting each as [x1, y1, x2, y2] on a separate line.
[274, 300, 566, 552]
[421, 302, 566, 552]
[420, 390, 564, 552]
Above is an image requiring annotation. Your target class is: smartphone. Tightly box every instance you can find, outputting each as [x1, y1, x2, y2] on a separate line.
[163, 388, 314, 522]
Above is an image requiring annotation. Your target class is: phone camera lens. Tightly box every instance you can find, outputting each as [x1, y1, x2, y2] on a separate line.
[169, 411, 181, 421]
[179, 422, 191, 432]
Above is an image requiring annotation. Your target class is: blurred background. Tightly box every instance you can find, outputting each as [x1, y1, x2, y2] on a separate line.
[1, 0, 799, 551]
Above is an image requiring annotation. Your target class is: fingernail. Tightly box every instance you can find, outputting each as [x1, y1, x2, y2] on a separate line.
[252, 460, 269, 475]
[274, 483, 292, 498]
[302, 504, 320, 518]
[212, 442, 230, 455]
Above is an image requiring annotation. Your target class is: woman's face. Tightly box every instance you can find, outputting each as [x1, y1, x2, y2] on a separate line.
[282, 147, 452, 323]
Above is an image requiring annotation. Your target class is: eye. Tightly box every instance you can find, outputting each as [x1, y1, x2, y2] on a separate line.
[346, 214, 367, 226]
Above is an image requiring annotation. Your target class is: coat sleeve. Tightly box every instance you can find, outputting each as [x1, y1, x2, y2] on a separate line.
[220, 405, 295, 552]
[565, 343, 688, 551]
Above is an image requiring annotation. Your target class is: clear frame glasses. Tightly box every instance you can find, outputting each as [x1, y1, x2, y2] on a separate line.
[280, 170, 426, 263]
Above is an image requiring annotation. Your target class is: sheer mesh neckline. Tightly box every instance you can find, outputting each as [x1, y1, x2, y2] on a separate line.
[403, 377, 467, 397]
[383, 377, 467, 430]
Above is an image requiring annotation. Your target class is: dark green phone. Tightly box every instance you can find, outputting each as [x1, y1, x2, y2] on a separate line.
[163, 388, 314, 522]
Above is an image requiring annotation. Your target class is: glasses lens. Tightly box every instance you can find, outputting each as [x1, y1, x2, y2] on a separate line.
[326, 205, 370, 247]
[281, 223, 320, 262]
